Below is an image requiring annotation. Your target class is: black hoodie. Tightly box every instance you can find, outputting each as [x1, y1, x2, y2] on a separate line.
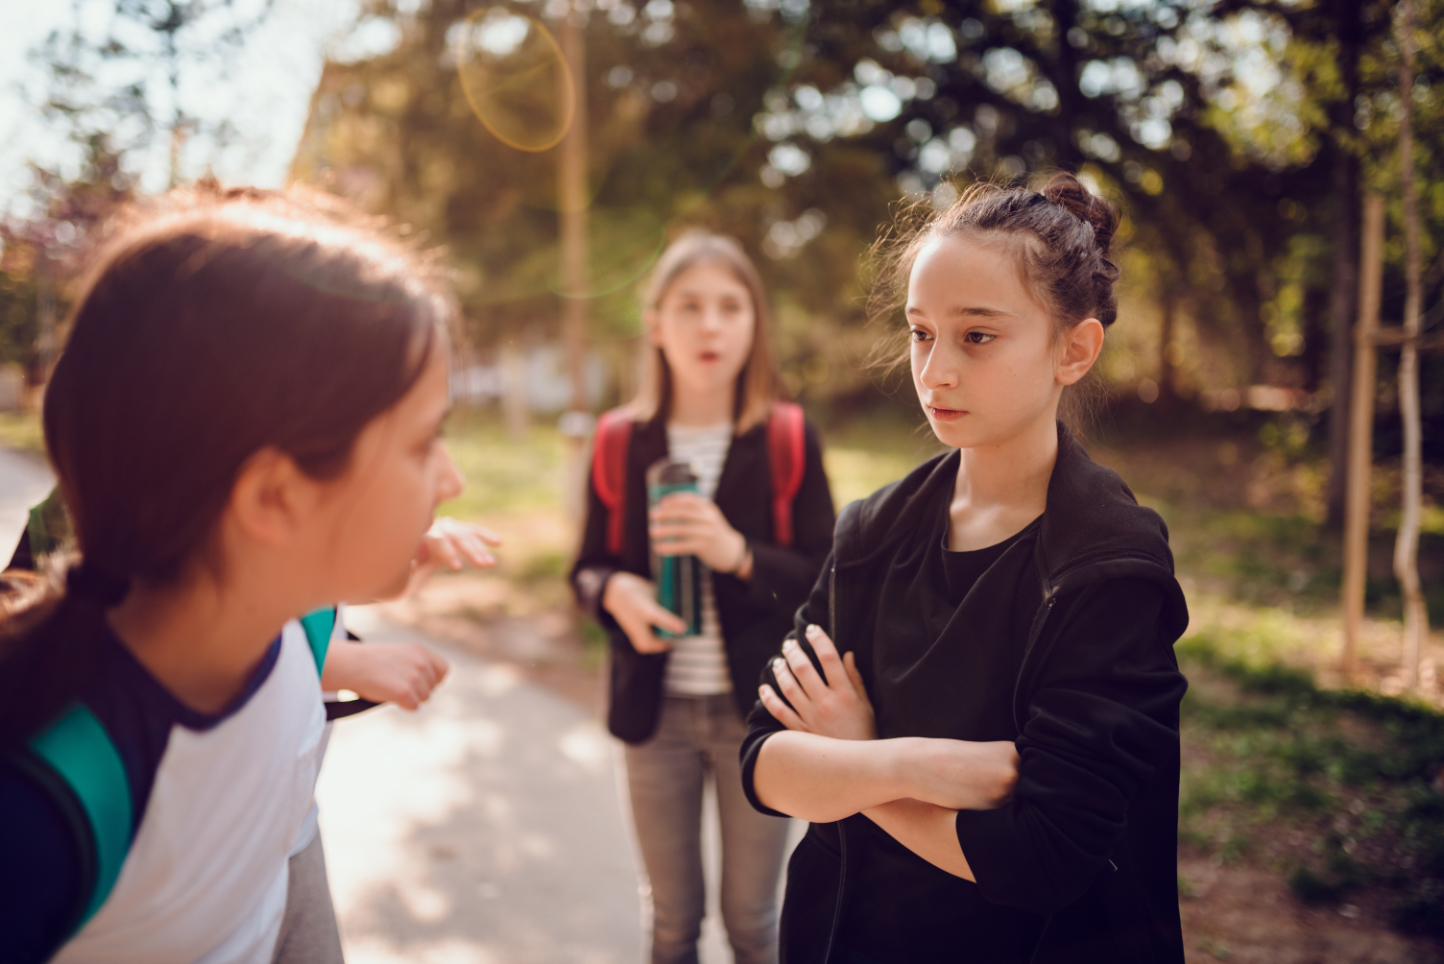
[571, 412, 835, 742]
[740, 425, 1189, 964]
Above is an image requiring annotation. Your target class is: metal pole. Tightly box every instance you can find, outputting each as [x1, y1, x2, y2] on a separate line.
[1341, 194, 1385, 679]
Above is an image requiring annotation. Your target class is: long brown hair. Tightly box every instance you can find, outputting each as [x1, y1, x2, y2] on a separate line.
[629, 231, 786, 433]
[0, 183, 453, 751]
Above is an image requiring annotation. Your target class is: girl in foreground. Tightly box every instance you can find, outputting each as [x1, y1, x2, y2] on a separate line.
[0, 186, 463, 963]
[741, 175, 1189, 964]
[571, 233, 834, 963]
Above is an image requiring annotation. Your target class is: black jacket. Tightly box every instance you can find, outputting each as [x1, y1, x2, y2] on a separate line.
[571, 411, 835, 743]
[740, 425, 1189, 964]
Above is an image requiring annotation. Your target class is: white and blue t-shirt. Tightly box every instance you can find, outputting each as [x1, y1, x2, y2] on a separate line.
[0, 616, 331, 963]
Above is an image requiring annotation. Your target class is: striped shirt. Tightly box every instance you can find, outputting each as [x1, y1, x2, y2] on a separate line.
[663, 422, 734, 696]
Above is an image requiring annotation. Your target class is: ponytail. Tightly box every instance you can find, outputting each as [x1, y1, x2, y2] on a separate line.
[0, 567, 116, 753]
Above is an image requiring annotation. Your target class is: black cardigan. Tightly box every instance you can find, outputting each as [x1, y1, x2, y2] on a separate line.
[740, 425, 1190, 964]
[571, 411, 835, 743]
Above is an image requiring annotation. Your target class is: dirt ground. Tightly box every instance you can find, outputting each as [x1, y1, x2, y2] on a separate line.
[1179, 852, 1442, 963]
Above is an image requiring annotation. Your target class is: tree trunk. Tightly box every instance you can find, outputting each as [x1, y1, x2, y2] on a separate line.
[1158, 279, 1178, 406]
[558, 2, 592, 526]
[1325, 0, 1365, 527]
[1342, 195, 1384, 679]
[1394, 0, 1427, 691]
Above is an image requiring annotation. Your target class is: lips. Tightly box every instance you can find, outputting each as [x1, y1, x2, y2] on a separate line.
[699, 351, 720, 363]
[928, 405, 967, 421]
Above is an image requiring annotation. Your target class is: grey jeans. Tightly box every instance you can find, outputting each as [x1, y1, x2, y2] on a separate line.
[623, 693, 792, 964]
[271, 831, 345, 964]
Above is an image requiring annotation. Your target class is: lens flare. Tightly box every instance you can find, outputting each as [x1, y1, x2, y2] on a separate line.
[452, 8, 574, 153]
[553, 207, 667, 300]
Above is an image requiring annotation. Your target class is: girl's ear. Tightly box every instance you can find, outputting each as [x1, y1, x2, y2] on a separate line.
[226, 447, 317, 547]
[1056, 318, 1105, 386]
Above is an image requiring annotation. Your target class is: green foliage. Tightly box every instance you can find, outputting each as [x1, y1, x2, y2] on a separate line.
[1178, 633, 1444, 935]
[0, 412, 43, 454]
[435, 407, 566, 519]
[0, 263, 40, 369]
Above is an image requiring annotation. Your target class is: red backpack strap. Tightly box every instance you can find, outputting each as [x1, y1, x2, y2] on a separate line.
[591, 409, 634, 556]
[766, 401, 807, 548]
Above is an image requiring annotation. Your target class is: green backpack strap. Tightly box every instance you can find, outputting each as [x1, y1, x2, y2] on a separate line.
[298, 607, 337, 676]
[26, 486, 73, 563]
[26, 704, 134, 931]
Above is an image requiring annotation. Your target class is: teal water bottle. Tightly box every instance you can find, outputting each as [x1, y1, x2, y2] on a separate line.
[647, 457, 702, 639]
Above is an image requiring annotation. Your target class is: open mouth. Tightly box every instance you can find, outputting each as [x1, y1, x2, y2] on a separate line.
[699, 351, 721, 363]
[928, 406, 967, 421]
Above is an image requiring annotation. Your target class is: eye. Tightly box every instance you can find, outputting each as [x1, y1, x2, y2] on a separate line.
[909, 327, 933, 343]
[964, 331, 996, 345]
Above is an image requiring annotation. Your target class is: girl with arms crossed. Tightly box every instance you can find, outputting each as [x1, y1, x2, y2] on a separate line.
[742, 175, 1189, 964]
[0, 186, 466, 963]
[572, 233, 834, 964]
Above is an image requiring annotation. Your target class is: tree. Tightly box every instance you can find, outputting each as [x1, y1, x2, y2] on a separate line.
[32, 0, 274, 192]
[0, 137, 136, 383]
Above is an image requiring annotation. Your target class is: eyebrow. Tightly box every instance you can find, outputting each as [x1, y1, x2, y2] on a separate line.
[905, 304, 1015, 319]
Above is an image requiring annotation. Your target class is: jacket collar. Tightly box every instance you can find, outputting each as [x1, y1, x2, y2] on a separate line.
[834, 422, 1187, 636]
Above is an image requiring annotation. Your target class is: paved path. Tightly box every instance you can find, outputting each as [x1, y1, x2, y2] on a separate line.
[322, 606, 649, 964]
[0, 445, 53, 556]
[323, 607, 796, 963]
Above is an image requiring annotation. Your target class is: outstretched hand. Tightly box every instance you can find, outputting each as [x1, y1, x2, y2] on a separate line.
[321, 640, 449, 711]
[407, 517, 502, 594]
[759, 624, 876, 742]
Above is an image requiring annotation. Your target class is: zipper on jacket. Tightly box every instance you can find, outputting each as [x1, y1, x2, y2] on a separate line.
[1012, 595, 1056, 734]
[823, 559, 844, 964]
[823, 820, 848, 964]
[828, 562, 837, 641]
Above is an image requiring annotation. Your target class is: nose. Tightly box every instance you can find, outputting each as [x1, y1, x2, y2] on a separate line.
[916, 339, 959, 392]
[436, 443, 464, 503]
[699, 302, 724, 335]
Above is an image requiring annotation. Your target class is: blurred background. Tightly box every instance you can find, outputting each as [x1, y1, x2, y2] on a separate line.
[1, 0, 1443, 960]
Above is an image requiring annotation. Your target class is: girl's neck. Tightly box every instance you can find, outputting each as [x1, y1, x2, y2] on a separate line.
[108, 575, 291, 716]
[668, 381, 735, 428]
[949, 413, 1058, 552]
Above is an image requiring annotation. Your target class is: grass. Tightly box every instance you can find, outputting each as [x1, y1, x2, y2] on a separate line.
[0, 410, 43, 455]
[1176, 630, 1444, 936]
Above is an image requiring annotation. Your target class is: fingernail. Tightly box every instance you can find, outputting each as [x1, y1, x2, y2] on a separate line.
[782, 639, 796, 652]
[806, 624, 820, 637]
[758, 685, 768, 696]
[772, 657, 785, 670]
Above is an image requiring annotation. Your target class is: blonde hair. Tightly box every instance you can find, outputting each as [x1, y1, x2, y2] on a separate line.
[629, 231, 786, 434]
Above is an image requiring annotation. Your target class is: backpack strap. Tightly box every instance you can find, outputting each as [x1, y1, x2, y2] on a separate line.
[26, 704, 134, 931]
[591, 409, 634, 556]
[298, 608, 337, 676]
[766, 402, 807, 548]
[26, 486, 72, 562]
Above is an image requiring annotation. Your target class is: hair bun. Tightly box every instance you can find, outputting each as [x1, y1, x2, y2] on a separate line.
[1042, 173, 1117, 256]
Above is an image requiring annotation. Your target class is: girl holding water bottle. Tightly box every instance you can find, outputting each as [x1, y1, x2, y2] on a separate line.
[571, 232, 835, 964]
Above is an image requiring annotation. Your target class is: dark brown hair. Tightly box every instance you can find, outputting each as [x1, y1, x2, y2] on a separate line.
[630, 231, 786, 433]
[871, 172, 1120, 332]
[0, 183, 453, 750]
[867, 172, 1121, 426]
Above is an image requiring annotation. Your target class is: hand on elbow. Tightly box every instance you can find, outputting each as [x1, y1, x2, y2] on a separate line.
[904, 738, 1020, 811]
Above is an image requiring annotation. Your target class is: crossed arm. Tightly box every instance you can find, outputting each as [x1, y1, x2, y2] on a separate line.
[752, 625, 1019, 881]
